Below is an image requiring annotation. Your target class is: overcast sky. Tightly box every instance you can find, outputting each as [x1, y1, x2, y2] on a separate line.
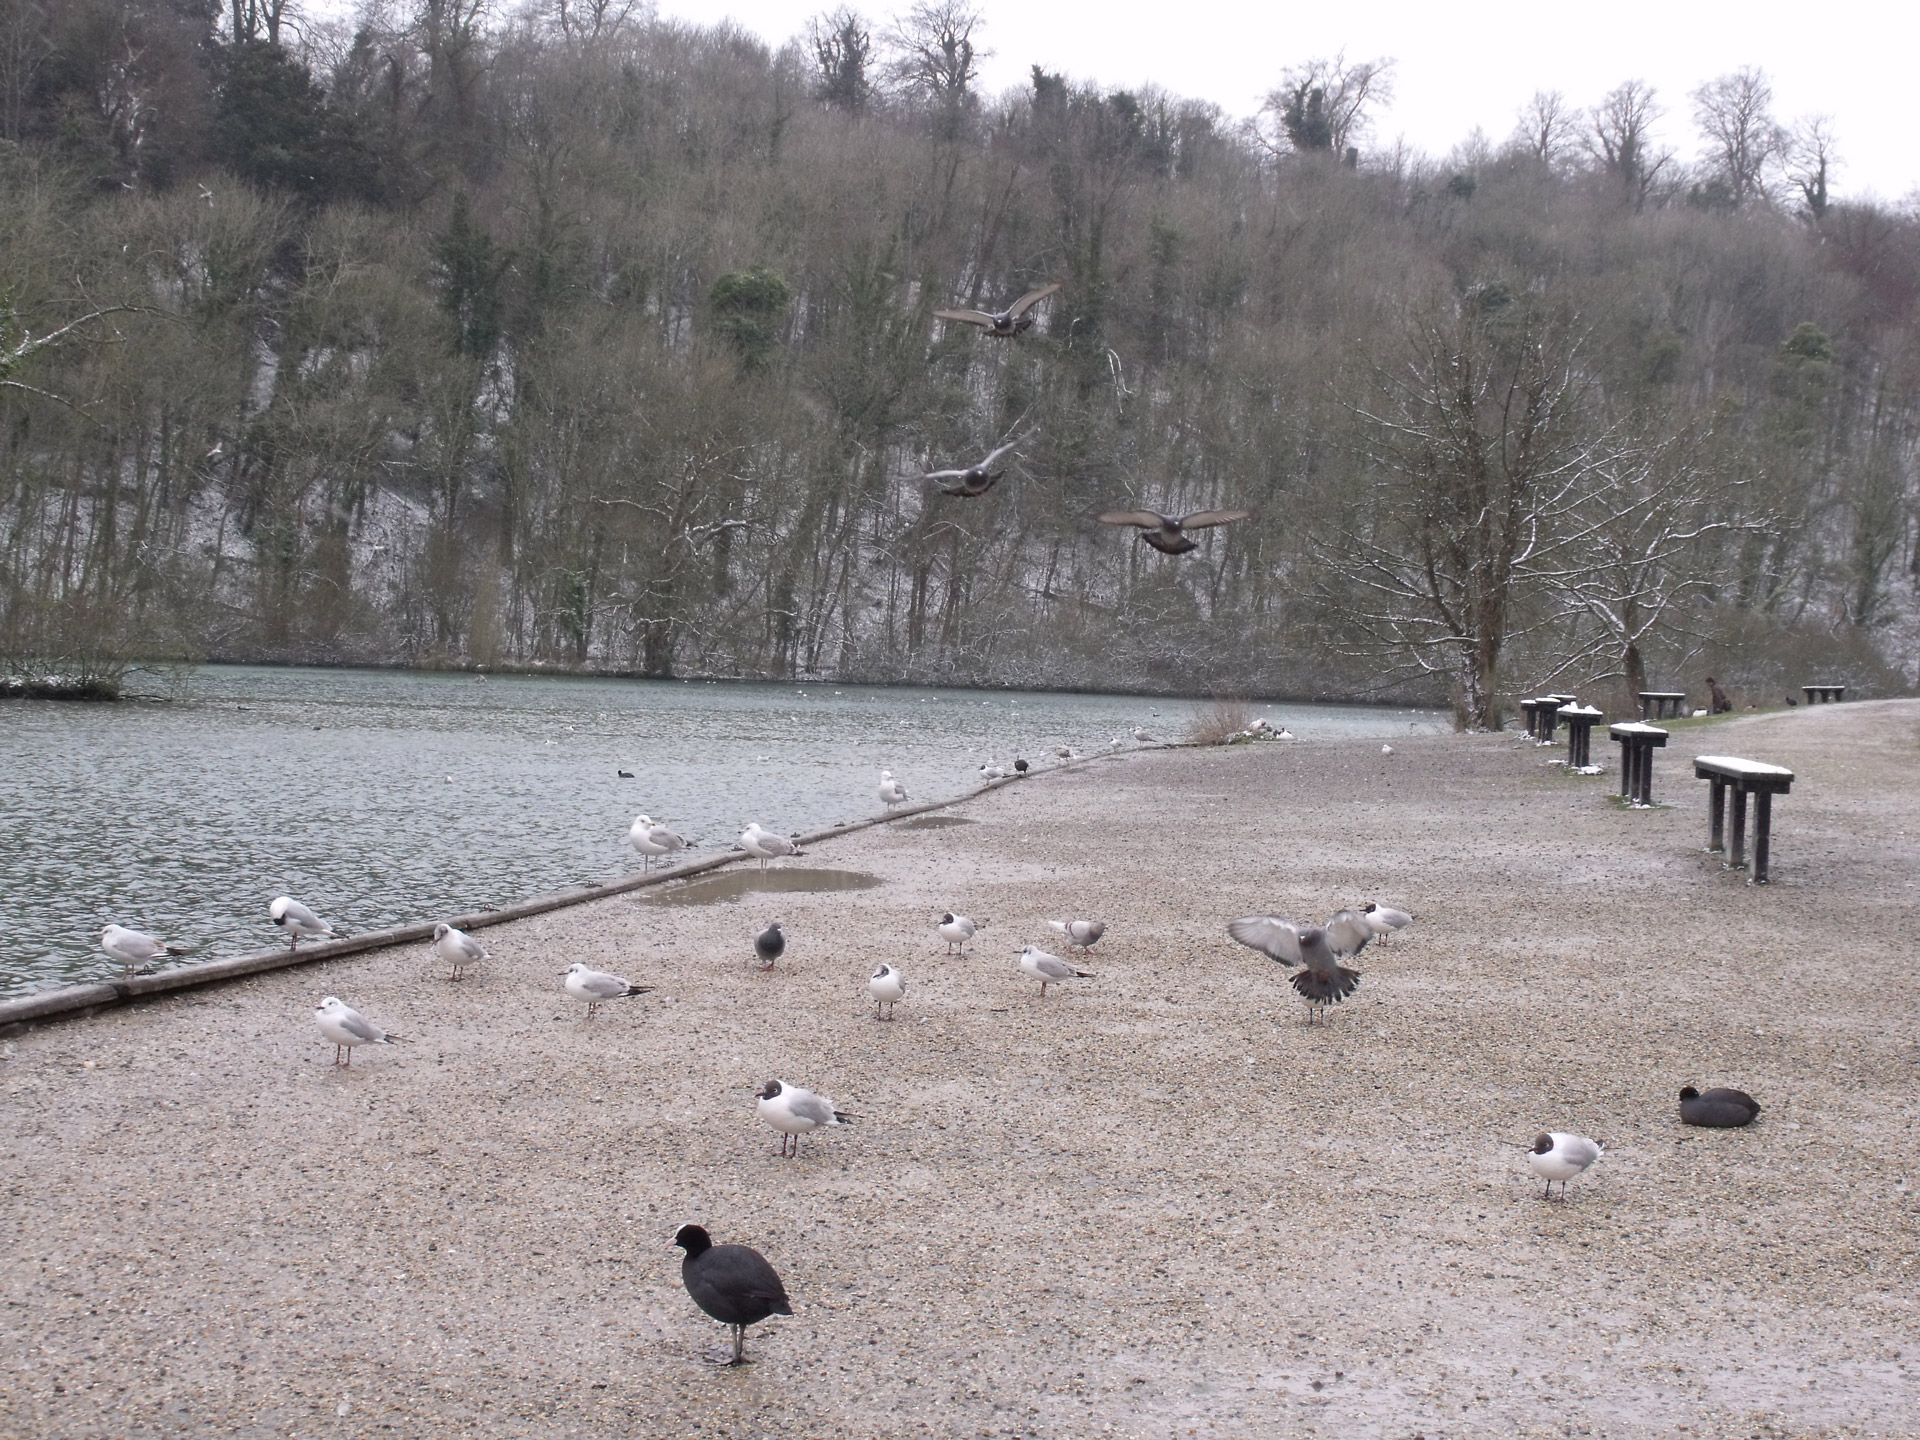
[638, 0, 1916, 203]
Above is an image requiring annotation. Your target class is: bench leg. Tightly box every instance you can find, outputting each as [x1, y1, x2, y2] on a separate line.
[1638, 747, 1656, 807]
[1620, 745, 1634, 799]
[1753, 792, 1773, 884]
[1707, 777, 1726, 851]
[1728, 787, 1749, 870]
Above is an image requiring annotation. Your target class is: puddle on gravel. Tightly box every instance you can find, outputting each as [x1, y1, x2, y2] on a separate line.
[639, 867, 884, 906]
[899, 815, 975, 830]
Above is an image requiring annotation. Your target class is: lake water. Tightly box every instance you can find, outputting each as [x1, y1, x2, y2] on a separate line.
[0, 665, 1446, 997]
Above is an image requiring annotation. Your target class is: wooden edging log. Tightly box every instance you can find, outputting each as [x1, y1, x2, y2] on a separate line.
[0, 745, 1147, 1036]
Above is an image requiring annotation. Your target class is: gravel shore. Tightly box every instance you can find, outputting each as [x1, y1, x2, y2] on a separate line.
[4, 700, 1918, 1439]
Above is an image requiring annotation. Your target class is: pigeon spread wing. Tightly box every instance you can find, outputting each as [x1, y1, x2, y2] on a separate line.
[1227, 916, 1304, 965]
[1178, 509, 1252, 530]
[934, 308, 996, 327]
[1098, 510, 1168, 530]
[1323, 910, 1373, 959]
[1007, 282, 1062, 317]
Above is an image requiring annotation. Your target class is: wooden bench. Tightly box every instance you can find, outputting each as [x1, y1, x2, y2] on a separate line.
[1693, 755, 1795, 884]
[1558, 704, 1604, 768]
[1638, 691, 1687, 720]
[1802, 684, 1846, 705]
[1610, 722, 1668, 805]
[1536, 695, 1576, 744]
[1520, 698, 1550, 740]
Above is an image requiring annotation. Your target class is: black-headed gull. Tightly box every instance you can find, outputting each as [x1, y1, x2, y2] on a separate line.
[1018, 944, 1091, 997]
[1361, 903, 1413, 942]
[938, 913, 976, 954]
[869, 963, 905, 1020]
[1528, 1132, 1602, 1200]
[433, 922, 487, 981]
[756, 1080, 852, 1157]
[270, 896, 334, 949]
[99, 923, 183, 977]
[561, 962, 652, 1018]
[315, 996, 404, 1066]
[674, 1224, 792, 1366]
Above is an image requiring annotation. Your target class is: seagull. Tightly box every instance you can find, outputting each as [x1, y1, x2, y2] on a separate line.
[979, 762, 1007, 780]
[938, 913, 976, 954]
[740, 823, 800, 870]
[269, 896, 334, 950]
[1048, 919, 1107, 953]
[674, 1224, 792, 1366]
[1098, 507, 1252, 555]
[879, 770, 909, 809]
[1226, 915, 1364, 1021]
[314, 996, 404, 1066]
[630, 815, 689, 870]
[1132, 727, 1155, 743]
[1679, 1086, 1761, 1128]
[924, 441, 1019, 498]
[561, 962, 652, 1019]
[433, 922, 487, 981]
[1018, 944, 1091, 997]
[934, 282, 1061, 338]
[1361, 903, 1414, 943]
[99, 923, 184, 977]
[756, 1079, 852, 1157]
[869, 963, 906, 1020]
[1108, 737, 1123, 750]
[1528, 1132, 1603, 1200]
[754, 921, 786, 971]
[1381, 743, 1395, 755]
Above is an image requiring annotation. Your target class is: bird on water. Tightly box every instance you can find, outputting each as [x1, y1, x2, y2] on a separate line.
[270, 896, 334, 949]
[756, 1079, 852, 1157]
[1528, 1132, 1603, 1200]
[1679, 1086, 1760, 1128]
[923, 441, 1019, 498]
[674, 1224, 792, 1366]
[560, 962, 651, 1019]
[1098, 507, 1252, 555]
[754, 921, 786, 971]
[934, 282, 1061, 337]
[1226, 912, 1371, 1021]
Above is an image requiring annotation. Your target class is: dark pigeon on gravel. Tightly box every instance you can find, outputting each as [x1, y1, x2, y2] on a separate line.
[674, 1224, 792, 1365]
[754, 921, 786, 971]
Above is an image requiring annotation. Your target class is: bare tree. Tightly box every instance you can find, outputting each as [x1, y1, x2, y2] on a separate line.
[1314, 285, 1605, 729]
[883, 1, 982, 136]
[541, 0, 643, 42]
[1691, 68, 1782, 208]
[1785, 115, 1838, 220]
[1260, 54, 1392, 163]
[1514, 89, 1576, 169]
[1587, 80, 1670, 209]
[808, 7, 872, 113]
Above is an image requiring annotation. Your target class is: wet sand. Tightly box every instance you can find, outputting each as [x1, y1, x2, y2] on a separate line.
[3, 701, 1918, 1439]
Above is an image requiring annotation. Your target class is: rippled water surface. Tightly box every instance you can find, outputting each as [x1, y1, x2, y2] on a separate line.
[0, 665, 1445, 996]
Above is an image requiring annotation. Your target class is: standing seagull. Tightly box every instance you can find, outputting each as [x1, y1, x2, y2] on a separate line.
[924, 441, 1019, 498]
[1528, 1132, 1603, 1200]
[756, 1080, 852, 1157]
[630, 815, 689, 870]
[869, 963, 906, 1020]
[1098, 507, 1252, 555]
[754, 921, 786, 971]
[1226, 915, 1363, 1022]
[270, 896, 334, 950]
[314, 996, 405, 1066]
[674, 1225, 792, 1366]
[1018, 944, 1091, 997]
[878, 770, 909, 810]
[1048, 919, 1107, 953]
[934, 282, 1061, 338]
[1131, 727, 1156, 743]
[433, 922, 487, 981]
[100, 923, 185, 977]
[1361, 903, 1414, 944]
[740, 823, 800, 870]
[938, 912, 976, 954]
[560, 962, 652, 1019]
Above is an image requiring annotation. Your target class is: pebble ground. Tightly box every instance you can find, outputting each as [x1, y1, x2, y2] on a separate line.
[3, 700, 1917, 1439]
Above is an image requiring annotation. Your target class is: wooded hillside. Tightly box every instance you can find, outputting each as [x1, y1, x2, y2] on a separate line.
[3, 1, 1915, 719]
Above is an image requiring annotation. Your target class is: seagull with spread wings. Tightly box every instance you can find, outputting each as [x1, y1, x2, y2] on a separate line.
[1099, 507, 1253, 555]
[924, 441, 1019, 498]
[934, 283, 1061, 337]
[1226, 910, 1373, 1021]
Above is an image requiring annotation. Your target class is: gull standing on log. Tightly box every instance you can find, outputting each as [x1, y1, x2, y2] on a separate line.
[878, 770, 909, 810]
[100, 923, 184, 977]
[630, 815, 688, 870]
[740, 823, 800, 870]
[270, 896, 334, 949]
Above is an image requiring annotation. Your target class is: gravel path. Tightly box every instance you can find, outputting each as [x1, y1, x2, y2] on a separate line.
[4, 701, 1918, 1439]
